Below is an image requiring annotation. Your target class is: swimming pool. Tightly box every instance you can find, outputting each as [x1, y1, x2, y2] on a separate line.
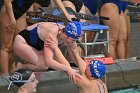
[109, 87, 140, 93]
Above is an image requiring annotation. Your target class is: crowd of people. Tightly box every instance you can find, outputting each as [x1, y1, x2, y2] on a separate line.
[0, 0, 140, 93]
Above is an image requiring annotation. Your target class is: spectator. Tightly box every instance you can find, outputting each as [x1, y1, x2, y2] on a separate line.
[8, 69, 38, 93]
[119, 1, 131, 58]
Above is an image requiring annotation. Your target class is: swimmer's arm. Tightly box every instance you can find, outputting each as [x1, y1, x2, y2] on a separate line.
[45, 36, 70, 66]
[44, 42, 70, 71]
[70, 42, 86, 75]
[44, 35, 82, 83]
[66, 44, 78, 66]
[53, 47, 71, 66]
[44, 34, 70, 70]
[4, 0, 16, 23]
[53, 0, 75, 21]
[73, 52, 86, 75]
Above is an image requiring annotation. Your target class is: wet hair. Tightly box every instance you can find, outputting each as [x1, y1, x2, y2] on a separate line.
[9, 69, 33, 87]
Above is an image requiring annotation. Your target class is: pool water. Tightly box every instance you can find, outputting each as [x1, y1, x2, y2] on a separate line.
[109, 87, 140, 93]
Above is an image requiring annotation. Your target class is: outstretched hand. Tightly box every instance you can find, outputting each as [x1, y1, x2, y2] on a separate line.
[66, 67, 82, 84]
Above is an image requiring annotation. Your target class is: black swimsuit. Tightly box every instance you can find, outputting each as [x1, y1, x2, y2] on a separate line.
[19, 23, 62, 50]
[12, 0, 35, 20]
[19, 26, 44, 50]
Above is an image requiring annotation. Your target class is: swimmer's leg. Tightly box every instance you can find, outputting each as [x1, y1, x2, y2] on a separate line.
[100, 3, 120, 59]
[13, 35, 49, 71]
[0, 17, 15, 75]
[116, 12, 127, 59]
[124, 9, 131, 58]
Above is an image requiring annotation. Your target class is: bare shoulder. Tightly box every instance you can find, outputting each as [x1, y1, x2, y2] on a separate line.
[43, 22, 62, 34]
[75, 75, 91, 87]
[38, 22, 61, 40]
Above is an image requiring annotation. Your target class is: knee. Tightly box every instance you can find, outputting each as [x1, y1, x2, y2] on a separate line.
[1, 47, 11, 53]
[13, 41, 20, 52]
[126, 33, 131, 41]
[109, 39, 117, 46]
[1, 41, 12, 52]
[0, 38, 14, 51]
[119, 38, 127, 43]
[118, 34, 127, 43]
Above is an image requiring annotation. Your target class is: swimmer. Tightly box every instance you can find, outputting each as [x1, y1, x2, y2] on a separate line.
[47, 38, 108, 93]
[0, 0, 76, 75]
[13, 21, 83, 83]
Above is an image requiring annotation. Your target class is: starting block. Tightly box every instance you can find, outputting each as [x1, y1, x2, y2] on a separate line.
[80, 21, 115, 65]
[79, 22, 109, 56]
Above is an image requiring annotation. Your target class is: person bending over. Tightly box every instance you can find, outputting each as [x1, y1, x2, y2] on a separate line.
[0, 0, 76, 75]
[13, 21, 83, 83]
[8, 69, 38, 93]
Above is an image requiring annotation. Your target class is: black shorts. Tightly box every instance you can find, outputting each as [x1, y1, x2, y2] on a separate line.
[19, 28, 44, 50]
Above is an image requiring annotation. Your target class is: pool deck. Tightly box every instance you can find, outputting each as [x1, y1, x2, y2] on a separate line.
[0, 59, 140, 93]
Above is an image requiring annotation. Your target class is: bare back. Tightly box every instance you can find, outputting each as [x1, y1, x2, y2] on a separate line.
[76, 76, 108, 93]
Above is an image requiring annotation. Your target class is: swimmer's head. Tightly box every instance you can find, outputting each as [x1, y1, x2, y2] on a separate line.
[8, 69, 38, 92]
[86, 60, 106, 79]
[64, 21, 83, 40]
[9, 69, 33, 87]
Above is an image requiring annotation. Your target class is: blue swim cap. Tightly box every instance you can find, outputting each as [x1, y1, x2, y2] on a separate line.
[64, 21, 83, 40]
[89, 60, 106, 79]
